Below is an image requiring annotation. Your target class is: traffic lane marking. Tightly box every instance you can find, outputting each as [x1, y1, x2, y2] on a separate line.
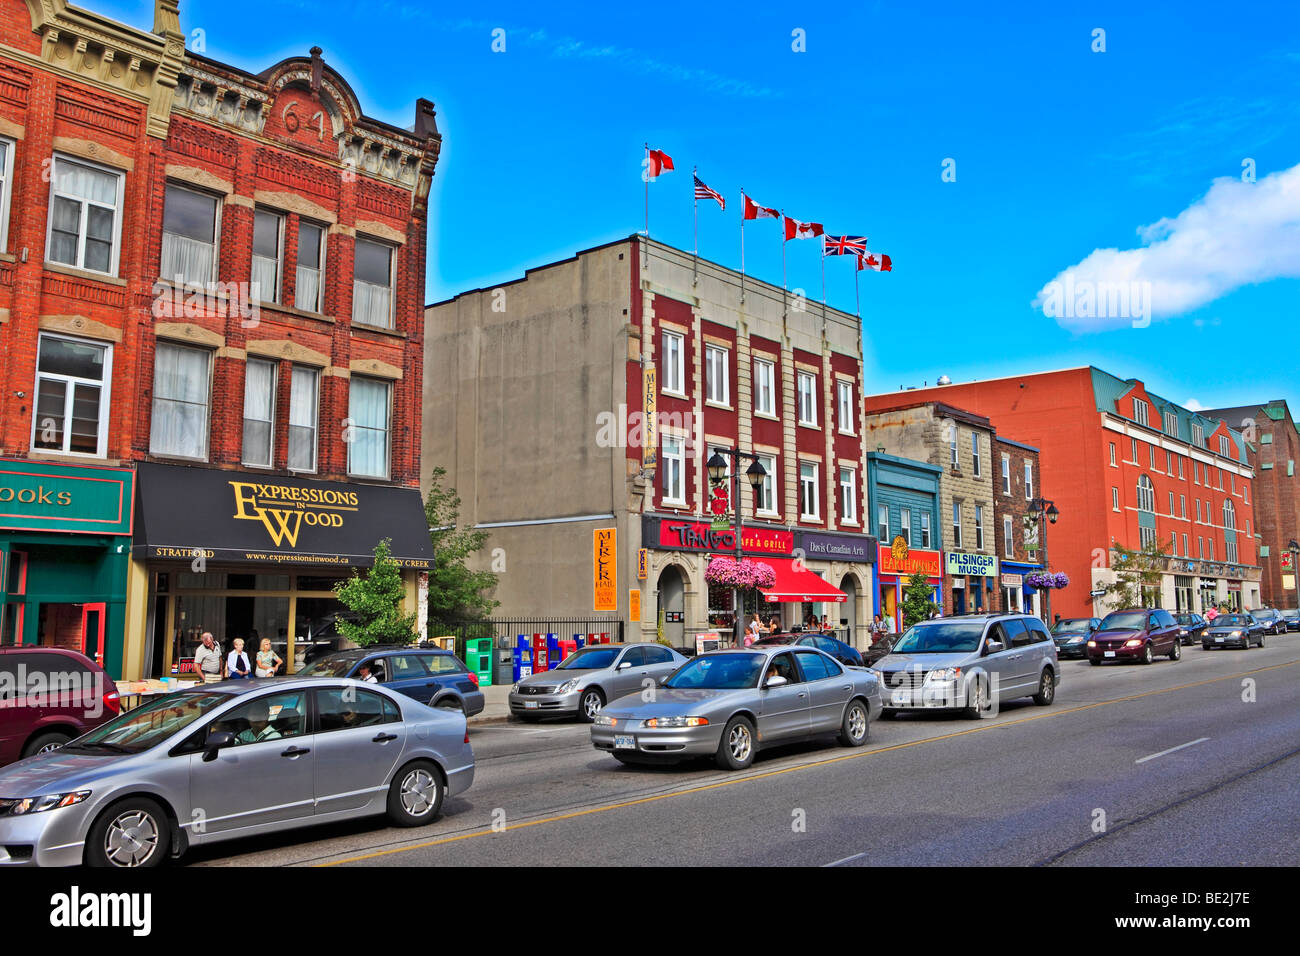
[1135, 736, 1210, 764]
[316, 658, 1299, 867]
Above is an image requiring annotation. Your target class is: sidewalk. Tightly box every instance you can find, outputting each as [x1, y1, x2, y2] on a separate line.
[470, 683, 513, 725]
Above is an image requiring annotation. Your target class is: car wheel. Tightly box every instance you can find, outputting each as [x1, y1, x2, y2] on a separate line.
[715, 715, 755, 771]
[1202, 643, 1211, 651]
[85, 797, 170, 868]
[576, 688, 605, 723]
[1032, 671, 1056, 706]
[435, 698, 464, 712]
[386, 760, 444, 827]
[1169, 641, 1181, 661]
[1089, 656, 1101, 666]
[1258, 634, 1265, 648]
[838, 699, 870, 747]
[22, 730, 72, 759]
[1141, 643, 1153, 665]
[962, 674, 988, 719]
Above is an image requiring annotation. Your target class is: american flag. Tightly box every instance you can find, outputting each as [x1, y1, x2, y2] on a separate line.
[823, 235, 869, 257]
[694, 175, 725, 210]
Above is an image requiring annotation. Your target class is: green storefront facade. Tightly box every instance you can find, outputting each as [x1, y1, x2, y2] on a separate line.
[0, 459, 134, 677]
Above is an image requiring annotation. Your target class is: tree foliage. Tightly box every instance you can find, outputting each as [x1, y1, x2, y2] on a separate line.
[333, 538, 417, 646]
[1098, 538, 1171, 610]
[425, 466, 499, 631]
[901, 571, 939, 628]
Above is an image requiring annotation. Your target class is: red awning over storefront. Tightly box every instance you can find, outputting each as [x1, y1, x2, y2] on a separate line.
[756, 558, 847, 603]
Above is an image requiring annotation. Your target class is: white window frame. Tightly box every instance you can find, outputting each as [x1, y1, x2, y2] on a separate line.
[755, 453, 778, 517]
[30, 332, 113, 458]
[1164, 411, 1178, 436]
[797, 372, 817, 427]
[705, 345, 729, 406]
[1168, 491, 1175, 516]
[1192, 423, 1205, 448]
[47, 154, 125, 277]
[288, 364, 320, 473]
[251, 207, 286, 305]
[1133, 398, 1149, 426]
[1112, 487, 1120, 511]
[346, 376, 392, 480]
[160, 182, 220, 287]
[0, 137, 14, 253]
[1003, 515, 1014, 558]
[1024, 460, 1033, 501]
[837, 380, 854, 435]
[1179, 494, 1186, 518]
[920, 511, 931, 548]
[295, 219, 327, 313]
[899, 506, 911, 545]
[1109, 442, 1116, 466]
[1130, 438, 1138, 463]
[877, 504, 889, 540]
[149, 342, 212, 461]
[753, 357, 775, 416]
[352, 236, 395, 329]
[241, 357, 277, 468]
[661, 331, 685, 396]
[974, 504, 984, 551]
[1001, 454, 1011, 493]
[662, 436, 686, 505]
[952, 500, 962, 548]
[1181, 533, 1188, 556]
[840, 466, 857, 523]
[1219, 435, 1231, 457]
[799, 461, 819, 520]
[1140, 526, 1157, 549]
[1137, 474, 1155, 513]
[971, 433, 981, 477]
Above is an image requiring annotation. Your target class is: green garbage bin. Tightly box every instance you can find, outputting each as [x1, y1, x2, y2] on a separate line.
[466, 637, 493, 687]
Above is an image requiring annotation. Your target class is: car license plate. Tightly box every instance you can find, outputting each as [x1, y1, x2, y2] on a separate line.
[614, 735, 635, 750]
[1215, 637, 1224, 643]
[1104, 651, 1116, 658]
[523, 700, 539, 709]
[890, 688, 912, 706]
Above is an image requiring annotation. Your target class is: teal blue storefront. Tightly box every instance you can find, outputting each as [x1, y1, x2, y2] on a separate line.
[0, 459, 134, 677]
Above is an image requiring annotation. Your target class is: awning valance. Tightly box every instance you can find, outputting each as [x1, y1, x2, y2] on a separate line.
[756, 557, 847, 603]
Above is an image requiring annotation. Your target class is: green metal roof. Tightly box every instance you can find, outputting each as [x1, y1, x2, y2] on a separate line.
[1088, 366, 1249, 457]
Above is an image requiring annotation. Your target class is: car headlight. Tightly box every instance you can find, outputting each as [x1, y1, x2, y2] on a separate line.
[1, 790, 91, 816]
[593, 714, 618, 727]
[643, 716, 709, 728]
[1124, 639, 1143, 647]
[511, 683, 519, 694]
[1087, 640, 1097, 647]
[555, 679, 580, 695]
[925, 667, 962, 683]
[1230, 631, 1242, 637]
[1179, 629, 1188, 636]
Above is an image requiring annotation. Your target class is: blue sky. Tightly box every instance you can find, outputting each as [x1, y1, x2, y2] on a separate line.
[101, 0, 1300, 413]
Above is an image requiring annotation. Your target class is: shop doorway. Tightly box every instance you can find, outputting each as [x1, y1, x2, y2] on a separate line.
[656, 566, 685, 646]
[952, 583, 966, 614]
[839, 575, 858, 644]
[80, 603, 106, 667]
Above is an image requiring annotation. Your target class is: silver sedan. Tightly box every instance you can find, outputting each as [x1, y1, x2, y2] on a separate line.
[0, 677, 474, 867]
[509, 642, 687, 722]
[590, 646, 883, 771]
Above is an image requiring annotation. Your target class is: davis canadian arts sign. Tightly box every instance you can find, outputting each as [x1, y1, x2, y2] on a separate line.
[132, 463, 433, 568]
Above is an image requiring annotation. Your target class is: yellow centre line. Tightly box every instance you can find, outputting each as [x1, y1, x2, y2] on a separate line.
[318, 658, 1298, 866]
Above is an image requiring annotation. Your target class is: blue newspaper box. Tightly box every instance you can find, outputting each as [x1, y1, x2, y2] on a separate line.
[513, 635, 533, 682]
[547, 633, 561, 666]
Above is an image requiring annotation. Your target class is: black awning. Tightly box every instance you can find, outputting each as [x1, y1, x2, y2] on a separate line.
[132, 463, 432, 569]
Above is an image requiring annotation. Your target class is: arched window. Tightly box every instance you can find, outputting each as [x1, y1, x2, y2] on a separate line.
[1222, 499, 1236, 531]
[1137, 475, 1155, 513]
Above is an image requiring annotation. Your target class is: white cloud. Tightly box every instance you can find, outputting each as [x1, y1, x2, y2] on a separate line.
[1034, 162, 1300, 330]
[1184, 399, 1205, 412]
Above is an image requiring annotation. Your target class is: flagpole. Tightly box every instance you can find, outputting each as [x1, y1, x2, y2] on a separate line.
[820, 237, 827, 310]
[855, 262, 861, 319]
[643, 143, 649, 239]
[693, 167, 699, 286]
[739, 189, 746, 304]
[781, 211, 787, 317]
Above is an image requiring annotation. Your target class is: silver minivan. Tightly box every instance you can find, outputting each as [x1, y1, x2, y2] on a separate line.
[874, 614, 1059, 717]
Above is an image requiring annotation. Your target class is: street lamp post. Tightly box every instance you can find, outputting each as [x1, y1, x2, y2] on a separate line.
[1028, 497, 1060, 623]
[707, 449, 767, 646]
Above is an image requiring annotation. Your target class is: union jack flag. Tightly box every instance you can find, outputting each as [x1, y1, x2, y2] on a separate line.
[823, 235, 869, 257]
[694, 175, 725, 210]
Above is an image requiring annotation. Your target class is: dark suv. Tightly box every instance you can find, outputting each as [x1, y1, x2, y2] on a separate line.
[753, 631, 864, 667]
[0, 646, 120, 765]
[1087, 608, 1182, 665]
[298, 647, 485, 716]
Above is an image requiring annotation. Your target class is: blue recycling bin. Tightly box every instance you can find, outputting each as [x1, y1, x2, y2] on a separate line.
[512, 635, 533, 681]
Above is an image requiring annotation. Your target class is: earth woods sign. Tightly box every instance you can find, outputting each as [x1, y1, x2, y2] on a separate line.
[133, 463, 433, 568]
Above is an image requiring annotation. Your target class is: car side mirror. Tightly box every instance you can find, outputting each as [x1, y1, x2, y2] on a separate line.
[984, 640, 1004, 655]
[202, 730, 235, 762]
[617, 661, 631, 670]
[764, 674, 788, 689]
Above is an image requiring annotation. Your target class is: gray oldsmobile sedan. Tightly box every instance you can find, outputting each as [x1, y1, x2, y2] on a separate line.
[510, 642, 687, 722]
[0, 677, 474, 867]
[590, 646, 882, 771]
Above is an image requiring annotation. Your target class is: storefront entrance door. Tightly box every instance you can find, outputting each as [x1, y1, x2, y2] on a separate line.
[80, 603, 106, 667]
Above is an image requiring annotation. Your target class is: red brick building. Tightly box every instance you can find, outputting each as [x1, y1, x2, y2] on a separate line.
[992, 435, 1045, 617]
[865, 367, 1262, 620]
[0, 0, 440, 678]
[1202, 400, 1300, 609]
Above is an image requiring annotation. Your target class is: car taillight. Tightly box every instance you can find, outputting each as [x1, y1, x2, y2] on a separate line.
[103, 691, 121, 714]
[465, 672, 479, 687]
[464, 732, 470, 744]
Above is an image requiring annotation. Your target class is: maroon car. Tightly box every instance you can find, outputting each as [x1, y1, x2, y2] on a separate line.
[0, 646, 120, 765]
[1086, 608, 1182, 665]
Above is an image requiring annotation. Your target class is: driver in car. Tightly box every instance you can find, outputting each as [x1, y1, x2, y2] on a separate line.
[236, 701, 283, 744]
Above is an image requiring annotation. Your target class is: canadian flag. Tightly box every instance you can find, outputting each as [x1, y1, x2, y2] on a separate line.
[858, 251, 892, 272]
[784, 217, 824, 241]
[742, 194, 779, 220]
[646, 148, 674, 179]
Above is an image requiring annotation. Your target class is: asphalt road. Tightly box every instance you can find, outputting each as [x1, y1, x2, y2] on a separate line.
[187, 635, 1300, 867]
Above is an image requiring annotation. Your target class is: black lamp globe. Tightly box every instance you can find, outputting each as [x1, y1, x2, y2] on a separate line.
[706, 452, 728, 483]
[746, 459, 767, 488]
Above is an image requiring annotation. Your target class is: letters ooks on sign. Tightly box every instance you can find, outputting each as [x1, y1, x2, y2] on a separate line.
[0, 485, 72, 506]
[229, 481, 357, 548]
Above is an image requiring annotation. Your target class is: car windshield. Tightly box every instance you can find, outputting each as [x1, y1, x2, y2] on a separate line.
[1247, 611, 1271, 621]
[1175, 614, 1198, 624]
[297, 656, 362, 677]
[890, 621, 985, 654]
[556, 647, 621, 670]
[663, 653, 765, 689]
[1282, 610, 1299, 619]
[753, 635, 795, 645]
[64, 691, 231, 754]
[1217, 615, 1250, 626]
[1051, 620, 1090, 634]
[1099, 611, 1147, 631]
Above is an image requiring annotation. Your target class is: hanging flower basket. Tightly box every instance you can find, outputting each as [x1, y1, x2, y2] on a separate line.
[1026, 571, 1070, 590]
[704, 556, 776, 590]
